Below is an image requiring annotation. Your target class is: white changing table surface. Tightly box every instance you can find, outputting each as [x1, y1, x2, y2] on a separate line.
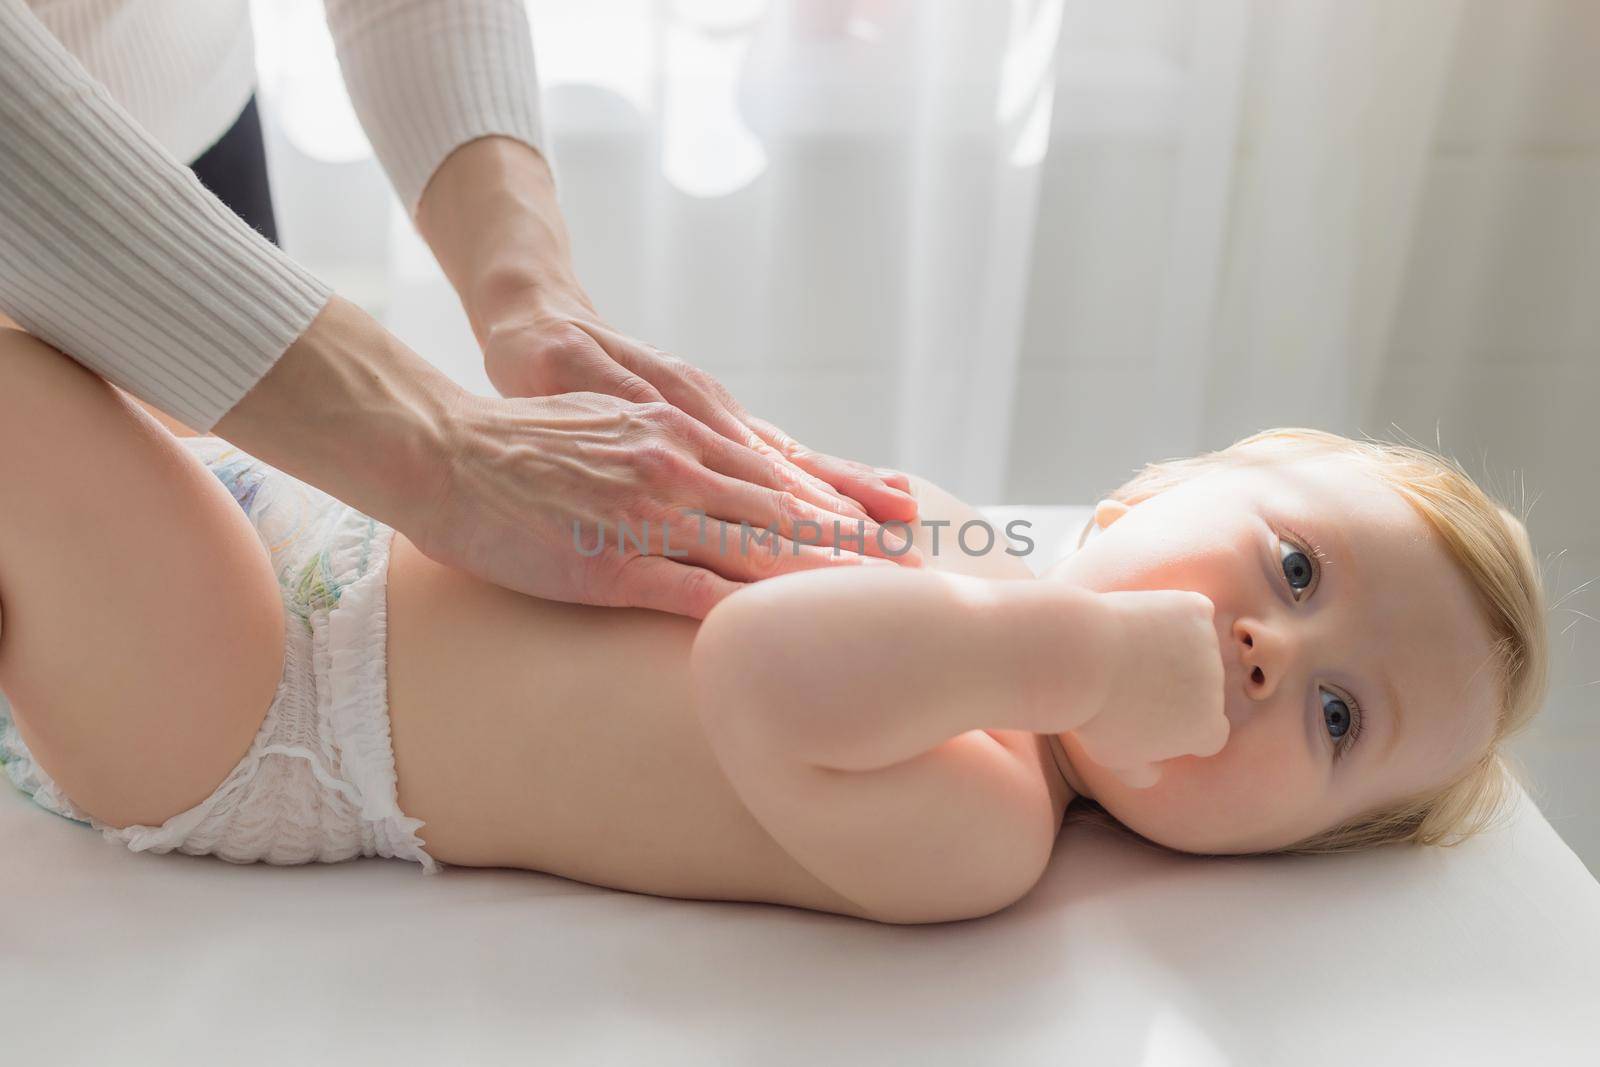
[3, 506, 1598, 1065]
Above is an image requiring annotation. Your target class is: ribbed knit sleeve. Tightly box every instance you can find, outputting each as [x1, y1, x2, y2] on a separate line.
[324, 0, 547, 215]
[0, 0, 332, 432]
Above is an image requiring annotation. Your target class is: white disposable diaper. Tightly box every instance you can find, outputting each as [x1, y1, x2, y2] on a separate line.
[0, 436, 437, 871]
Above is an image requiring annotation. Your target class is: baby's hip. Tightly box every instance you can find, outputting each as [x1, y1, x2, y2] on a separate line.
[2, 438, 432, 868]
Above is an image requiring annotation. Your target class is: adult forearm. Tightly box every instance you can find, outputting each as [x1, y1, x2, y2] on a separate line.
[410, 135, 920, 528]
[0, 0, 330, 433]
[691, 569, 1114, 772]
[212, 296, 457, 540]
[414, 136, 586, 345]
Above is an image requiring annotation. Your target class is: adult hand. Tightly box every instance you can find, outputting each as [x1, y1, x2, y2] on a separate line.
[416, 389, 922, 619]
[412, 135, 921, 615]
[480, 295, 919, 527]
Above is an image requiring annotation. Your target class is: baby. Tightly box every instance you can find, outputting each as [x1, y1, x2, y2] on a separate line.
[0, 328, 1548, 924]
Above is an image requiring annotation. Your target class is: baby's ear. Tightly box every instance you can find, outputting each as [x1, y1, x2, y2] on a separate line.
[1093, 498, 1131, 531]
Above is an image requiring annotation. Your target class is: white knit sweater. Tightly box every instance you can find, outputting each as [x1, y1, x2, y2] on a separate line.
[0, 0, 546, 430]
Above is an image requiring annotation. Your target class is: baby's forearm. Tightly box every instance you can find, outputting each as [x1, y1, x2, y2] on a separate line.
[693, 568, 1112, 771]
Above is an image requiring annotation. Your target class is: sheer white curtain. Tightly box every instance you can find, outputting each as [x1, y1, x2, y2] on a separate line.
[255, 0, 1063, 501]
[250, 0, 1597, 552]
[253, 0, 1549, 499]
[1007, 0, 1476, 502]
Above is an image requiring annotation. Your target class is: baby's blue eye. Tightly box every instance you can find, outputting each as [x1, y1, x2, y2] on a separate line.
[1321, 689, 1352, 739]
[1279, 540, 1314, 593]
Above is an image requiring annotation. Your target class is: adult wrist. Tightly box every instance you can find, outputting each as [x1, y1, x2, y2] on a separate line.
[213, 295, 460, 542]
[415, 136, 595, 342]
[470, 264, 596, 337]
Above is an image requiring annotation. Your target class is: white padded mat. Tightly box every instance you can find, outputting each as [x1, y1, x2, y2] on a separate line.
[2, 506, 1597, 1065]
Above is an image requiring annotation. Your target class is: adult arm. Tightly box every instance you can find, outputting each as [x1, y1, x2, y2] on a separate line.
[222, 295, 923, 618]
[0, 0, 910, 617]
[322, 0, 918, 522]
[414, 137, 920, 525]
[0, 0, 329, 432]
[0, 9, 445, 575]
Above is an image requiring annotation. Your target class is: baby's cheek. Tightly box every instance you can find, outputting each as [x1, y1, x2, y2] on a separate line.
[1126, 728, 1318, 852]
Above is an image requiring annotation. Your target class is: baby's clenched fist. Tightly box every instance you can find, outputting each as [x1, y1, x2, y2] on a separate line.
[1071, 589, 1230, 789]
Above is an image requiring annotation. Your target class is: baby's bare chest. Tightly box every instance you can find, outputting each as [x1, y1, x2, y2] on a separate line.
[385, 536, 863, 912]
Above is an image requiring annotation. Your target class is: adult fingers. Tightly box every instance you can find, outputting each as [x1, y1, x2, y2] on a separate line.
[688, 431, 922, 565]
[743, 413, 917, 524]
[574, 342, 670, 407]
[606, 553, 743, 619]
[655, 512, 901, 583]
[673, 475, 921, 566]
[874, 466, 913, 492]
[658, 373, 873, 524]
[580, 325, 872, 523]
[779, 444, 919, 524]
[675, 454, 928, 566]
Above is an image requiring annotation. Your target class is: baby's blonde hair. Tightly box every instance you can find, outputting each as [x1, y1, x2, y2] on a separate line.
[1082, 427, 1549, 855]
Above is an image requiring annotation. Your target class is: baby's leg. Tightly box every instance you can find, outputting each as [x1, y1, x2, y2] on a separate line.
[125, 391, 203, 439]
[0, 328, 284, 827]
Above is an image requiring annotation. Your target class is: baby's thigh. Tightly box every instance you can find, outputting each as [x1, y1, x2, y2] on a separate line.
[0, 329, 284, 827]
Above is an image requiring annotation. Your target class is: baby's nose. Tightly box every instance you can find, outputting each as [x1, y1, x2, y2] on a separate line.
[1232, 617, 1284, 701]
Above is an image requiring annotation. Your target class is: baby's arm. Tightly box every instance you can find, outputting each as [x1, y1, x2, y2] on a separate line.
[690, 566, 1114, 924]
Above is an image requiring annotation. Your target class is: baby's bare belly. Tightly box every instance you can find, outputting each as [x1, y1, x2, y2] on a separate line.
[384, 534, 864, 916]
